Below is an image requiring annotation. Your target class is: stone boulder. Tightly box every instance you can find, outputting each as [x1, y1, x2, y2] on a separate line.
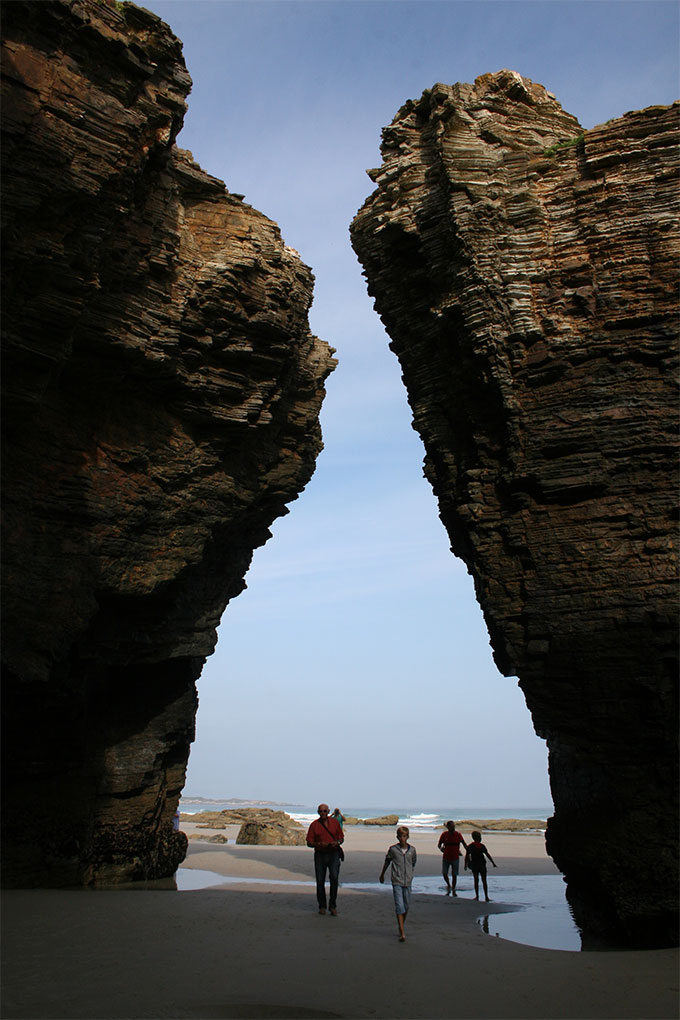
[455, 819, 547, 832]
[236, 821, 306, 846]
[188, 833, 228, 844]
[361, 815, 399, 826]
[184, 808, 296, 829]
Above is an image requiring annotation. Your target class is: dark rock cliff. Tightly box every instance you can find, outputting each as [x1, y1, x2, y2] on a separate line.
[1, 0, 335, 886]
[351, 71, 678, 947]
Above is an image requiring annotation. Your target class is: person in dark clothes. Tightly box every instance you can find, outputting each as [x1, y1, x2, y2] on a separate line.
[464, 830, 497, 901]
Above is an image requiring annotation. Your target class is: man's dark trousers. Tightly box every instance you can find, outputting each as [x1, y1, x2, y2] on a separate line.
[314, 849, 341, 909]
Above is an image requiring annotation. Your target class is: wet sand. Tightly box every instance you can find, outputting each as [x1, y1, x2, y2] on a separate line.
[1, 824, 677, 1019]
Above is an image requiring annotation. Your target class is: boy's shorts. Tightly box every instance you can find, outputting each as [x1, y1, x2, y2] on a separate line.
[442, 857, 460, 877]
[392, 883, 411, 915]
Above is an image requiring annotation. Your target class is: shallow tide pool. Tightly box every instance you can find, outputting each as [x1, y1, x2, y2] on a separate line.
[176, 869, 581, 951]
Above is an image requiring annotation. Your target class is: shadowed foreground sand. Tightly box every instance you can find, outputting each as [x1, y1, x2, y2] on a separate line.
[1, 826, 677, 1019]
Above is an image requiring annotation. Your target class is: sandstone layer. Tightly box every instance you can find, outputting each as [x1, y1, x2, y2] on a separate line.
[181, 808, 298, 828]
[1, 0, 335, 886]
[351, 71, 678, 947]
[360, 814, 400, 826]
[454, 819, 546, 832]
[180, 807, 307, 846]
[187, 833, 228, 843]
[235, 821, 306, 846]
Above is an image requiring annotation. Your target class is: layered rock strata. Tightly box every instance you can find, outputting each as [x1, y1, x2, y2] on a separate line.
[182, 808, 298, 828]
[1, 0, 335, 886]
[235, 821, 306, 846]
[181, 808, 306, 844]
[351, 71, 678, 947]
[361, 814, 400, 826]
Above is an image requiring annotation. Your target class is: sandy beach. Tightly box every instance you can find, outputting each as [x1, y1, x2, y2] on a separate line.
[2, 822, 677, 1020]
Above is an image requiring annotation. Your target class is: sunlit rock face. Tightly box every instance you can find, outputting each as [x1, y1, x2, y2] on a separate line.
[351, 71, 678, 947]
[1, 0, 335, 886]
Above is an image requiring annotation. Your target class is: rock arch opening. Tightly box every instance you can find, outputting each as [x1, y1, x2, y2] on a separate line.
[1, 0, 676, 954]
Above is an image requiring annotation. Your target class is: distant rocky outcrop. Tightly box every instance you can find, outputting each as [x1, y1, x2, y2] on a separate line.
[183, 807, 308, 844]
[361, 814, 400, 826]
[236, 820, 306, 846]
[182, 808, 297, 828]
[188, 833, 228, 844]
[351, 71, 678, 947]
[454, 820, 546, 832]
[1, 0, 334, 887]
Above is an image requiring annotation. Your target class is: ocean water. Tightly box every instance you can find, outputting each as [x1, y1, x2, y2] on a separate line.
[179, 801, 552, 831]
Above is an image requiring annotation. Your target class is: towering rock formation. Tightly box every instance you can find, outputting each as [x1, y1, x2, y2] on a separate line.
[1, 0, 335, 886]
[351, 71, 678, 947]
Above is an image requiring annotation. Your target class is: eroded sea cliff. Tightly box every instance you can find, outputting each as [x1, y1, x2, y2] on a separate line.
[351, 70, 679, 947]
[1, 0, 335, 886]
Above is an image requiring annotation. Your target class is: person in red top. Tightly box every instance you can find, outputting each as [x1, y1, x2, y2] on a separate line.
[437, 820, 468, 896]
[464, 830, 497, 901]
[306, 803, 344, 915]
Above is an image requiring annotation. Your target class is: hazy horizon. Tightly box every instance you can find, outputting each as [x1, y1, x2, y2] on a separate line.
[180, 793, 554, 809]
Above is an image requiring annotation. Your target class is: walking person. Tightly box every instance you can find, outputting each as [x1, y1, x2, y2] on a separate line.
[306, 803, 344, 915]
[437, 820, 467, 896]
[379, 825, 417, 942]
[464, 830, 497, 901]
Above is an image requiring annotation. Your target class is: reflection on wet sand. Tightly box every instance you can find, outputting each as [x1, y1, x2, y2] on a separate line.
[176, 868, 582, 951]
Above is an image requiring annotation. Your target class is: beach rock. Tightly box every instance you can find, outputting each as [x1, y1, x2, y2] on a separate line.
[455, 819, 547, 832]
[185, 808, 297, 828]
[361, 815, 400, 826]
[342, 817, 360, 826]
[235, 821, 307, 846]
[1, 0, 335, 887]
[351, 71, 678, 947]
[188, 833, 228, 844]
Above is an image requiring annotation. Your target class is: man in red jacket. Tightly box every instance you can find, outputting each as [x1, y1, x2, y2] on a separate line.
[306, 803, 344, 915]
[437, 820, 468, 896]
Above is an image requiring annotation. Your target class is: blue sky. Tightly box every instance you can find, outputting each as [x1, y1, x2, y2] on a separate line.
[143, 0, 678, 808]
